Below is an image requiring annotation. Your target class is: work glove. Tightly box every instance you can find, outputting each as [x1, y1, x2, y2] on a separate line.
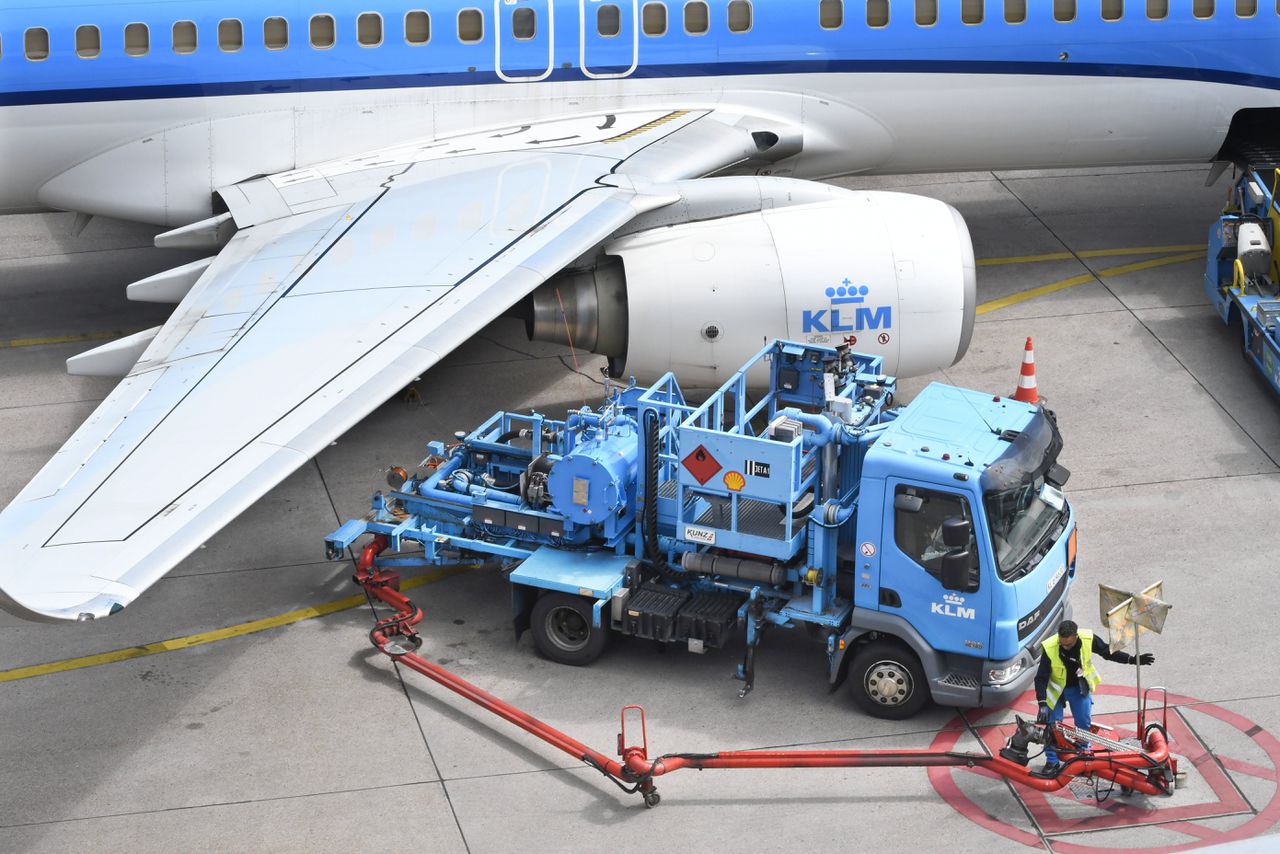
[1036, 703, 1051, 724]
[1136, 652, 1155, 666]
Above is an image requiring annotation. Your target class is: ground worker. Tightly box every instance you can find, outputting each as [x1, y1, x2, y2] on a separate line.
[1034, 619, 1155, 777]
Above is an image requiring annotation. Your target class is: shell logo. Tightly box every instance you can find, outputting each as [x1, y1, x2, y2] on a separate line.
[723, 471, 746, 491]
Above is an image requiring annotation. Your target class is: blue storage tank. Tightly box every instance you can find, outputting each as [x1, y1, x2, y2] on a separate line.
[547, 427, 638, 526]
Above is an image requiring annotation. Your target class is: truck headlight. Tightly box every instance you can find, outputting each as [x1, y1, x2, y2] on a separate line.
[987, 660, 1025, 685]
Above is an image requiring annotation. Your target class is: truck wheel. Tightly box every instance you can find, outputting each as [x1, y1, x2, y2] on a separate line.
[530, 592, 608, 666]
[849, 640, 929, 719]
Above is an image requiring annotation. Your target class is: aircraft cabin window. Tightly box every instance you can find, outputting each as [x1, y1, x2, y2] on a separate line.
[598, 4, 622, 35]
[820, 0, 844, 28]
[1146, 0, 1168, 17]
[728, 0, 752, 31]
[1194, 0, 1214, 16]
[1101, 0, 1123, 19]
[25, 27, 49, 61]
[405, 11, 430, 44]
[458, 9, 484, 43]
[76, 25, 101, 59]
[124, 22, 149, 56]
[685, 0, 710, 33]
[512, 7, 536, 39]
[915, 0, 938, 25]
[220, 19, 244, 52]
[358, 12, 383, 46]
[1236, 0, 1256, 15]
[642, 2, 669, 35]
[1053, 0, 1075, 21]
[1005, 0, 1026, 23]
[310, 15, 336, 49]
[866, 0, 888, 26]
[961, 0, 984, 24]
[173, 20, 197, 54]
[264, 17, 288, 50]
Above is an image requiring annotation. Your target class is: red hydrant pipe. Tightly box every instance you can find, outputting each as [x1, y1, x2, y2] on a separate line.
[353, 542, 1174, 802]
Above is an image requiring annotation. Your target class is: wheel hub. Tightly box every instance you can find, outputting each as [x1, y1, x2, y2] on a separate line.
[866, 661, 912, 706]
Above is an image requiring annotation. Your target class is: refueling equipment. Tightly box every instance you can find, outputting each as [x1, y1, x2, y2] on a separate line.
[327, 339, 1079, 718]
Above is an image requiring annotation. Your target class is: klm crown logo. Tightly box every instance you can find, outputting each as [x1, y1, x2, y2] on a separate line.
[801, 278, 892, 334]
[943, 592, 965, 606]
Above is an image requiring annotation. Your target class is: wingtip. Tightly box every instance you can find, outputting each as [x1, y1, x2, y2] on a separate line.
[0, 584, 135, 623]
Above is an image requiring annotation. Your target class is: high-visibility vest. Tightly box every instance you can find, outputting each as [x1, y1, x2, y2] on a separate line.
[1041, 629, 1102, 707]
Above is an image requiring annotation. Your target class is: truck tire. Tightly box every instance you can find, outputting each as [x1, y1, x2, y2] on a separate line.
[530, 592, 608, 666]
[848, 640, 929, 719]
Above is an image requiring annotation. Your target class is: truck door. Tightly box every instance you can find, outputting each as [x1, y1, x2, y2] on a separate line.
[580, 0, 638, 78]
[881, 481, 991, 657]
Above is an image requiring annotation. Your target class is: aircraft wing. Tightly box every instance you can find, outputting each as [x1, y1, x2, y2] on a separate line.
[0, 109, 771, 620]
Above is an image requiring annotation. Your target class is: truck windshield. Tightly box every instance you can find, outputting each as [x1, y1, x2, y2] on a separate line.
[984, 474, 1067, 580]
[979, 408, 1069, 581]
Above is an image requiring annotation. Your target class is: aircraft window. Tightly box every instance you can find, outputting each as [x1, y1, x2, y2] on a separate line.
[264, 17, 288, 50]
[598, 4, 622, 35]
[1102, 0, 1123, 19]
[173, 20, 197, 54]
[1236, 0, 1256, 14]
[76, 25, 101, 59]
[220, 19, 244, 51]
[25, 28, 49, 61]
[820, 0, 843, 28]
[728, 0, 752, 31]
[685, 1, 710, 33]
[867, 0, 888, 26]
[1194, 0, 1214, 16]
[405, 11, 430, 44]
[358, 12, 383, 46]
[458, 9, 484, 43]
[310, 14, 335, 49]
[1005, 0, 1026, 22]
[1053, 0, 1075, 20]
[125, 22, 149, 56]
[915, 0, 938, 25]
[642, 2, 668, 35]
[961, 0, 984, 24]
[1146, 0, 1167, 17]
[512, 7, 536, 39]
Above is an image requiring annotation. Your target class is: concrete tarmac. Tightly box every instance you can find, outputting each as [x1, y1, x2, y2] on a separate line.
[1, 166, 1278, 853]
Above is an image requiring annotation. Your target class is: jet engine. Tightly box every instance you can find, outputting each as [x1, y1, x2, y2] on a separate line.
[527, 177, 976, 388]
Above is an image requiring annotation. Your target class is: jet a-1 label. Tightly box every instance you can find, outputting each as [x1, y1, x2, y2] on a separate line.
[932, 592, 976, 620]
[801, 280, 892, 335]
[745, 460, 771, 478]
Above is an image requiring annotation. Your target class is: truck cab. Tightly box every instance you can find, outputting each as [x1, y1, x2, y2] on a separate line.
[836, 384, 1076, 716]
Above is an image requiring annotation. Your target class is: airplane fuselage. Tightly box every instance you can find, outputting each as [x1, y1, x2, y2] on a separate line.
[1, 0, 1279, 225]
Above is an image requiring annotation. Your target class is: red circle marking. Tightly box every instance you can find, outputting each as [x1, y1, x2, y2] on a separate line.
[929, 686, 1280, 852]
[878, 332, 891, 345]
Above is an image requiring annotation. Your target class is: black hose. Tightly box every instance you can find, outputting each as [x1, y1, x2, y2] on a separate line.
[643, 411, 680, 580]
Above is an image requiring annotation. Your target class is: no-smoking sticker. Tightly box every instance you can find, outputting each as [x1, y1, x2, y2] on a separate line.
[877, 332, 891, 345]
[860, 541, 876, 557]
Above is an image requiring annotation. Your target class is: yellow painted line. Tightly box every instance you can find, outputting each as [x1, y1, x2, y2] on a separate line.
[976, 250, 1206, 316]
[0, 329, 144, 351]
[0, 564, 469, 684]
[978, 244, 1204, 268]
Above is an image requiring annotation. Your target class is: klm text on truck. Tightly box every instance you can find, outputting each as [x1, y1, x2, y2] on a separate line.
[326, 340, 1077, 719]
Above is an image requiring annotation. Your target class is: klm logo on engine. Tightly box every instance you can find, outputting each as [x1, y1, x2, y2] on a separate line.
[801, 279, 892, 334]
[932, 592, 976, 621]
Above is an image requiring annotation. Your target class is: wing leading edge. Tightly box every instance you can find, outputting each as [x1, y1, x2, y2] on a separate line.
[0, 109, 772, 620]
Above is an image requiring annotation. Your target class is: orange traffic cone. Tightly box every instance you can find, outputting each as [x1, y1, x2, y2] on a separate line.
[1013, 337, 1040, 404]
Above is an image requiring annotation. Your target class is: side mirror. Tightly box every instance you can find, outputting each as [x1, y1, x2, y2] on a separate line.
[942, 516, 971, 548]
[1047, 463, 1071, 487]
[895, 493, 923, 513]
[941, 550, 971, 592]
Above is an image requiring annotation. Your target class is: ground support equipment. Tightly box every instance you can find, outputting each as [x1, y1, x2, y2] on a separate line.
[353, 535, 1178, 808]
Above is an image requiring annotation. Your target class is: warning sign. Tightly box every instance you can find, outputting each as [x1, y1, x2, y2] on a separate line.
[681, 444, 722, 485]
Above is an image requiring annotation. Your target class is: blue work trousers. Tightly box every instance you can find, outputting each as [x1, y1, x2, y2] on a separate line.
[1044, 686, 1092, 764]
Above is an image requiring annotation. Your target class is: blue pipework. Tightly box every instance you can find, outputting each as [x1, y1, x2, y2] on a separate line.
[2, 1, 1279, 106]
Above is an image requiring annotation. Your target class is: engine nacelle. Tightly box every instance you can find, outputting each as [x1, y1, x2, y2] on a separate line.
[528, 178, 975, 387]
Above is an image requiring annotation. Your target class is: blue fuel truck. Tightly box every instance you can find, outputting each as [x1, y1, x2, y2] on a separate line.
[326, 340, 1076, 718]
